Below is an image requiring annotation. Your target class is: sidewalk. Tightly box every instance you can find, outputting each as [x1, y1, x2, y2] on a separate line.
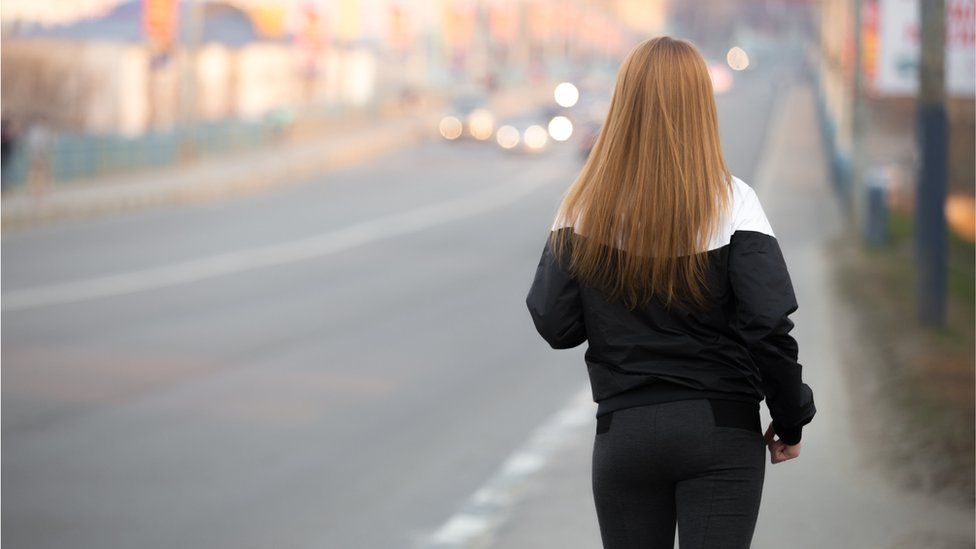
[0, 112, 430, 231]
[476, 84, 975, 548]
[1, 85, 551, 231]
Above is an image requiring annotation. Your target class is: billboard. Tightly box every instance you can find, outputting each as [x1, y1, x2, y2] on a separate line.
[867, 0, 975, 97]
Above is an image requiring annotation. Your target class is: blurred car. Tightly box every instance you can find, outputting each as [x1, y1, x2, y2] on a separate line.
[438, 93, 495, 141]
[495, 105, 586, 154]
[494, 113, 552, 154]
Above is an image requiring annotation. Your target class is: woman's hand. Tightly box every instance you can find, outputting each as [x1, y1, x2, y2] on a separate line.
[764, 422, 801, 464]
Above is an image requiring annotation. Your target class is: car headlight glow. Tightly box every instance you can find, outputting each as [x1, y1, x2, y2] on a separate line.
[467, 109, 495, 140]
[524, 125, 548, 149]
[496, 125, 520, 149]
[548, 116, 573, 142]
[726, 46, 750, 71]
[439, 116, 463, 140]
[554, 82, 579, 108]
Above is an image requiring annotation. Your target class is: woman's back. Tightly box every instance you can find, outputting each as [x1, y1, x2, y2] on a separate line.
[523, 35, 816, 549]
[527, 174, 815, 444]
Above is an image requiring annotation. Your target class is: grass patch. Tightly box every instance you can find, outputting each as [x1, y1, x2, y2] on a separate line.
[832, 208, 975, 505]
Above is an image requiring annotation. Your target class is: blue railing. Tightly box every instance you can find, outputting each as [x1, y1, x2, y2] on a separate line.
[2, 116, 283, 189]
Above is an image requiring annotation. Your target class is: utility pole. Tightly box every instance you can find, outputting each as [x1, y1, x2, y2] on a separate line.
[915, 0, 948, 327]
[850, 0, 866, 224]
[179, 0, 204, 161]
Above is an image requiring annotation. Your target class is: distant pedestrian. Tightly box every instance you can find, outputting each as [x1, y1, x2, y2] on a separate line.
[1, 118, 19, 190]
[526, 36, 816, 548]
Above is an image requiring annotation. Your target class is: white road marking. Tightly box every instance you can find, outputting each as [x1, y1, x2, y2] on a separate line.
[3, 163, 562, 312]
[423, 386, 596, 548]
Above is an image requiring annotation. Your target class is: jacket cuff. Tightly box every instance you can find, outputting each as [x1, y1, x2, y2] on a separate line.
[774, 423, 803, 445]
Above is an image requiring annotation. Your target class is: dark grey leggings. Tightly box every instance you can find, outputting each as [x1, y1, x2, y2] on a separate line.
[592, 399, 766, 548]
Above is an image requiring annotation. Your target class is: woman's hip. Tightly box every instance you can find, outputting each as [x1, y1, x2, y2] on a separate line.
[592, 398, 765, 484]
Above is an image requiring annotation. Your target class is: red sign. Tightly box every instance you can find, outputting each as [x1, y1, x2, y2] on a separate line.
[142, 0, 179, 53]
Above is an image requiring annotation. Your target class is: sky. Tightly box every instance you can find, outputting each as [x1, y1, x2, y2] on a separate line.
[2, 0, 119, 25]
[0, 0, 304, 26]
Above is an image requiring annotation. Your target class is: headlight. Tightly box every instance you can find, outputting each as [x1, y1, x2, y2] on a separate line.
[548, 116, 573, 142]
[439, 116, 463, 140]
[726, 46, 750, 71]
[496, 125, 520, 149]
[524, 125, 548, 150]
[554, 82, 579, 108]
[467, 109, 495, 140]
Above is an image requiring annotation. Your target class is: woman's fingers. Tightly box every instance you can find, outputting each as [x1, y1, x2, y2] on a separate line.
[768, 441, 801, 464]
[764, 422, 802, 463]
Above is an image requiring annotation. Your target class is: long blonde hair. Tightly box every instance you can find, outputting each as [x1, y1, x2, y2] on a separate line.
[552, 36, 732, 311]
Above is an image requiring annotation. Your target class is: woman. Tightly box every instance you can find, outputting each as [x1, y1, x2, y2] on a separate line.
[525, 36, 816, 548]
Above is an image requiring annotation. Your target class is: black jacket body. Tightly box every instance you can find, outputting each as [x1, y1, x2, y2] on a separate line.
[525, 176, 816, 445]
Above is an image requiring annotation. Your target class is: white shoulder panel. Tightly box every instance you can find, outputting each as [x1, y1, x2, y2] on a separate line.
[551, 175, 773, 252]
[729, 175, 775, 238]
[704, 175, 774, 251]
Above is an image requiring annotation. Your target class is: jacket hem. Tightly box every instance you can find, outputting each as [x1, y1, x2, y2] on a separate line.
[595, 379, 760, 418]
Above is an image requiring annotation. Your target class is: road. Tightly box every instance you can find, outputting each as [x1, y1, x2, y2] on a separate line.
[3, 65, 786, 548]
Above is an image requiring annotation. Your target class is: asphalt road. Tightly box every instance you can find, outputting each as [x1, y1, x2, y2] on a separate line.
[3, 65, 787, 548]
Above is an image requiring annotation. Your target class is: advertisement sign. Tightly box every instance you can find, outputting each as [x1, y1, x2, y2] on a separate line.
[870, 0, 976, 97]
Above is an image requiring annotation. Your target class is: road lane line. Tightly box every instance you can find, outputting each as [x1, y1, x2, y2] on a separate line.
[3, 162, 563, 312]
[422, 385, 595, 548]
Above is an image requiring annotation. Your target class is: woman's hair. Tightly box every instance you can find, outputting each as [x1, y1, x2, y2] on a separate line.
[551, 36, 732, 311]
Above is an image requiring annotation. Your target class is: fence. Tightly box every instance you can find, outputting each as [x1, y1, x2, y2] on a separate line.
[1, 115, 287, 189]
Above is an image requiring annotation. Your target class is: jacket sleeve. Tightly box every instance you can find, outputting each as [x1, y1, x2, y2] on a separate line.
[526, 231, 587, 349]
[728, 191, 816, 445]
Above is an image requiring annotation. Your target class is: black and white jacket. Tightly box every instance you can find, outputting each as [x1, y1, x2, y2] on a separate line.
[525, 176, 816, 445]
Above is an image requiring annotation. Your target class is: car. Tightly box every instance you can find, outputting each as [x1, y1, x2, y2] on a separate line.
[438, 93, 495, 141]
[494, 113, 552, 154]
